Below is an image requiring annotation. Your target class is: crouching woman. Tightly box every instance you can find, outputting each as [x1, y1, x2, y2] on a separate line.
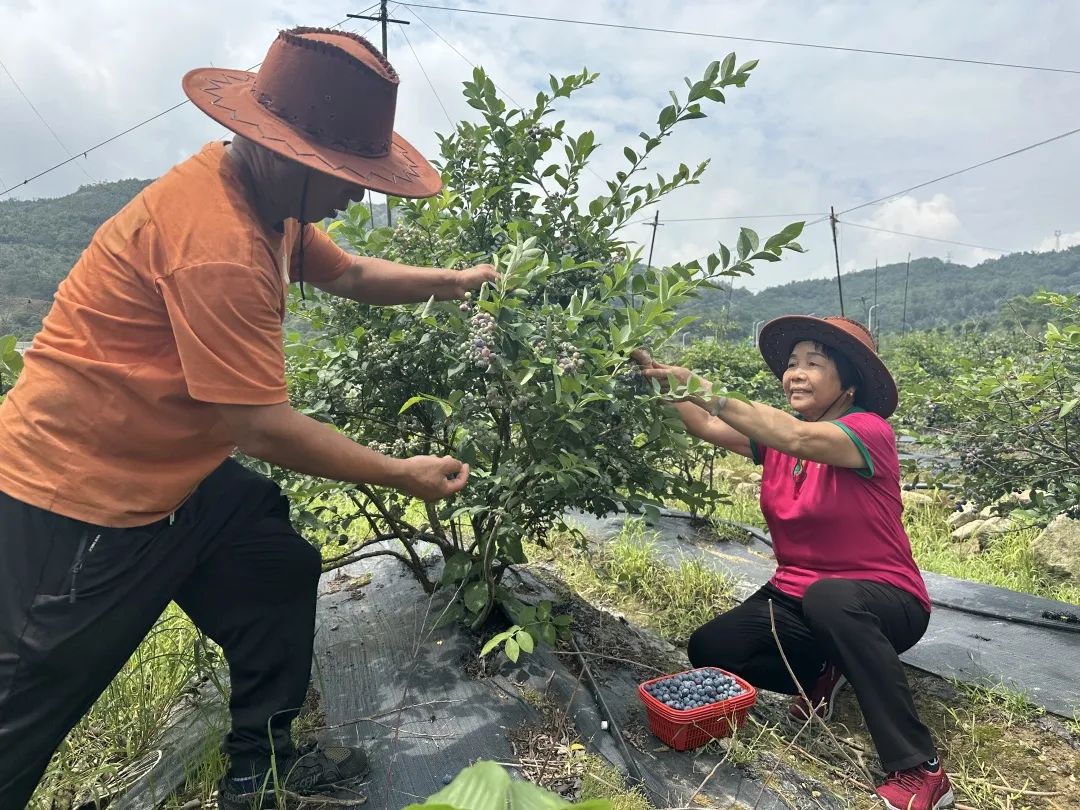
[636, 316, 952, 810]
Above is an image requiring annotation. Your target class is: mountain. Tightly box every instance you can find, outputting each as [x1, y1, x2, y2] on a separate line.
[686, 249, 1080, 338]
[0, 179, 391, 338]
[3, 179, 1079, 339]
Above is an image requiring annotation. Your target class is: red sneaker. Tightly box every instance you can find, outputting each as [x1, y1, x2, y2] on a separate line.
[876, 765, 954, 810]
[789, 662, 846, 722]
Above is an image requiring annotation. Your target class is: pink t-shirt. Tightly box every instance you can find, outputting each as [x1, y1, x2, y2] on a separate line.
[750, 409, 931, 613]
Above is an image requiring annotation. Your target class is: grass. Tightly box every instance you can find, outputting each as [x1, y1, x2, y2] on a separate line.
[533, 519, 738, 644]
[577, 754, 652, 810]
[32, 607, 206, 809]
[903, 501, 1080, 605]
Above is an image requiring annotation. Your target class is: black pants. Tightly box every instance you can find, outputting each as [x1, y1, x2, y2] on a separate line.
[0, 460, 322, 808]
[688, 578, 934, 772]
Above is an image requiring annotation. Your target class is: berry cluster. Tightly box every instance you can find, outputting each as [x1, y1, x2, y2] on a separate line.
[615, 366, 649, 396]
[556, 341, 583, 374]
[645, 669, 744, 711]
[459, 309, 498, 370]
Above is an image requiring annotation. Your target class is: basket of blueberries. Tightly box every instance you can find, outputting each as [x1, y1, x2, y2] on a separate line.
[638, 667, 757, 750]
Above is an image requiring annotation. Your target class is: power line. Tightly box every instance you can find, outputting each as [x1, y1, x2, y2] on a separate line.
[398, 23, 454, 128]
[403, 4, 523, 109]
[400, 2, 1080, 76]
[652, 212, 826, 223]
[836, 124, 1080, 217]
[0, 56, 96, 184]
[0, 5, 380, 200]
[839, 220, 1009, 253]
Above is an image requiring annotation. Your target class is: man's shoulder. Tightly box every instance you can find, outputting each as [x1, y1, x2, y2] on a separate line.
[143, 142, 272, 274]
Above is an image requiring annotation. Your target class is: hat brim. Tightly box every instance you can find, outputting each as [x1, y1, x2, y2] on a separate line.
[182, 68, 443, 199]
[758, 316, 899, 418]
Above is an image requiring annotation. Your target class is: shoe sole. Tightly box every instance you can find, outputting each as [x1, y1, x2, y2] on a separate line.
[880, 787, 954, 810]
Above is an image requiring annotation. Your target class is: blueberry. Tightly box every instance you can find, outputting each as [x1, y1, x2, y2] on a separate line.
[442, 774, 453, 785]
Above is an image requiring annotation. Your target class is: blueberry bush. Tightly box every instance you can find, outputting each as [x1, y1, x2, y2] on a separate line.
[274, 59, 805, 650]
[0, 334, 22, 400]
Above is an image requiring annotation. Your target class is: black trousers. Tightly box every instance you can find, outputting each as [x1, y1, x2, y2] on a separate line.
[688, 578, 935, 772]
[0, 460, 322, 808]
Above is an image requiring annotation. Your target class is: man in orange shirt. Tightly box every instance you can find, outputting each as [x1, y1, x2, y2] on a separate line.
[0, 28, 493, 808]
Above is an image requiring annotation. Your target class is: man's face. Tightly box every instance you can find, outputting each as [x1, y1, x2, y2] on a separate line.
[304, 173, 366, 221]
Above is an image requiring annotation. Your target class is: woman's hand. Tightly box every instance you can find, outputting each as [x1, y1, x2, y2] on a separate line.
[642, 362, 710, 395]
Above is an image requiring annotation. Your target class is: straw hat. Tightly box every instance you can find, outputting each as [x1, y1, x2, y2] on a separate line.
[758, 315, 898, 417]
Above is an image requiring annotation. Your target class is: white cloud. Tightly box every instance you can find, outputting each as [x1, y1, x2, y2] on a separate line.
[2, 1, 1080, 293]
[1034, 229, 1080, 253]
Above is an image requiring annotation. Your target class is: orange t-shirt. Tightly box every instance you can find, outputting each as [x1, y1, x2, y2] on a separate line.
[0, 141, 354, 527]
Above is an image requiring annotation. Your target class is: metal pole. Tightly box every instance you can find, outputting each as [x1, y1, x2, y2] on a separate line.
[646, 210, 660, 269]
[868, 304, 879, 338]
[829, 206, 845, 316]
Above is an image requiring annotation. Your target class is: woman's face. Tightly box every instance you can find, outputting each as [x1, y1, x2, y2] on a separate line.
[782, 340, 845, 417]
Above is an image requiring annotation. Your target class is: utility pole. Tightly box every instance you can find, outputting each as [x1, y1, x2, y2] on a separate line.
[901, 252, 911, 334]
[347, 2, 410, 227]
[873, 258, 879, 321]
[645, 210, 662, 269]
[829, 206, 845, 316]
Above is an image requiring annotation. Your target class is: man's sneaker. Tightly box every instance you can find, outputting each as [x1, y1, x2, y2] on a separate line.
[789, 662, 847, 722]
[218, 745, 370, 809]
[876, 765, 954, 810]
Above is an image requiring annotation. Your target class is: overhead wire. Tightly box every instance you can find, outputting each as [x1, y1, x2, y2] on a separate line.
[835, 124, 1080, 217]
[399, 3, 1080, 76]
[0, 4, 380, 199]
[398, 23, 454, 127]
[838, 220, 1010, 254]
[0, 56, 96, 184]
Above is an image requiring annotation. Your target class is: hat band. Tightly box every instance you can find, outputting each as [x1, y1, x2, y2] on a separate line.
[254, 90, 392, 157]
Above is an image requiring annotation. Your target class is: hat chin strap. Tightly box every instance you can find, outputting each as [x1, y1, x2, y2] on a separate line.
[807, 389, 852, 423]
[296, 170, 310, 301]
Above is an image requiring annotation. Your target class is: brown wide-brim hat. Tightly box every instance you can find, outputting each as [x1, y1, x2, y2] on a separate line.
[182, 27, 443, 199]
[758, 315, 899, 418]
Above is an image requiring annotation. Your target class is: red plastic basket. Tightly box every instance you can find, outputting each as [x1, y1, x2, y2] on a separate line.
[638, 668, 757, 751]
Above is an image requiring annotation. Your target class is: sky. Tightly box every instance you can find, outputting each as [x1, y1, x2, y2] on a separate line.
[2, 0, 1079, 291]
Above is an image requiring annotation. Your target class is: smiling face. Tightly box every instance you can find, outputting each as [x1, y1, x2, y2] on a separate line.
[783, 340, 848, 419]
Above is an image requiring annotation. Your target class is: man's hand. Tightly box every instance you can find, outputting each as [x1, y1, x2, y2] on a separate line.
[392, 455, 471, 502]
[444, 264, 498, 300]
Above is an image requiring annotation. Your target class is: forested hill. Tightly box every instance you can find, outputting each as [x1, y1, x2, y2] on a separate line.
[0, 179, 152, 301]
[685, 247, 1080, 337]
[2, 179, 1079, 339]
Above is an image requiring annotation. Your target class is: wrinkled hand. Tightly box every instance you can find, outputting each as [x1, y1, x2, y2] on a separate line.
[448, 264, 498, 300]
[394, 455, 471, 502]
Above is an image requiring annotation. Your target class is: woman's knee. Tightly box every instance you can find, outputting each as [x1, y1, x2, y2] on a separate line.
[687, 614, 753, 671]
[802, 578, 860, 627]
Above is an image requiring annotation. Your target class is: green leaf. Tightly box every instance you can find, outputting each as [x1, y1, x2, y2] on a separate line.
[552, 614, 574, 627]
[721, 52, 736, 79]
[505, 636, 520, 663]
[539, 623, 557, 646]
[480, 631, 510, 657]
[659, 105, 677, 129]
[410, 761, 510, 810]
[624, 146, 637, 163]
[1059, 397, 1079, 419]
[464, 582, 490, 614]
[516, 629, 535, 654]
[433, 601, 465, 630]
[441, 552, 473, 584]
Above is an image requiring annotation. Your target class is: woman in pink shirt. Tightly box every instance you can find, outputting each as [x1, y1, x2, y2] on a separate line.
[637, 316, 952, 810]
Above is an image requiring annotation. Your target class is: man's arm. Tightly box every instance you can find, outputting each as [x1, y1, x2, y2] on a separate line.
[313, 256, 496, 305]
[216, 401, 469, 502]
